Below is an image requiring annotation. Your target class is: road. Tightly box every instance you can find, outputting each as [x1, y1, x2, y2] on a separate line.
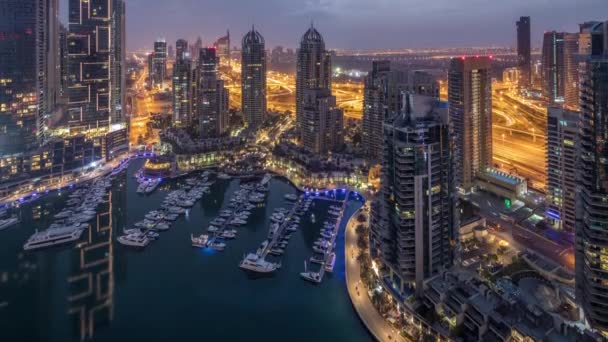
[492, 85, 547, 191]
[345, 206, 407, 342]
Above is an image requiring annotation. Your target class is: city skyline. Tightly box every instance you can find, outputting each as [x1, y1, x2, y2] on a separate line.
[57, 0, 604, 50]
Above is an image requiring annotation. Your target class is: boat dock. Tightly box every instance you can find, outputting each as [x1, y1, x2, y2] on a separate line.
[301, 190, 351, 283]
[258, 199, 304, 259]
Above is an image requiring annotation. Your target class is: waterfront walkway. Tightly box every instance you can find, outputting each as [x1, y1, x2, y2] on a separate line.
[345, 205, 407, 342]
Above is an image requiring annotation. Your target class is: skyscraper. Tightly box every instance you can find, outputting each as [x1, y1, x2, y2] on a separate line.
[369, 94, 453, 296]
[214, 30, 230, 66]
[176, 39, 188, 61]
[149, 39, 167, 88]
[575, 20, 608, 336]
[296, 24, 332, 143]
[546, 107, 578, 232]
[172, 40, 192, 127]
[110, 0, 126, 125]
[449, 57, 493, 194]
[516, 16, 531, 88]
[241, 27, 267, 129]
[301, 88, 344, 154]
[66, 0, 110, 130]
[363, 61, 399, 164]
[196, 47, 228, 138]
[0, 0, 59, 155]
[541, 31, 579, 108]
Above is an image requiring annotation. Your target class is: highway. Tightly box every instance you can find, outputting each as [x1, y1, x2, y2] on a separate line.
[492, 85, 547, 191]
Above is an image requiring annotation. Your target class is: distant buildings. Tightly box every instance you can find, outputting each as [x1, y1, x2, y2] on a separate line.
[196, 47, 228, 138]
[369, 94, 454, 297]
[575, 20, 608, 337]
[241, 27, 267, 129]
[0, 0, 59, 155]
[149, 39, 167, 88]
[296, 24, 332, 144]
[546, 107, 578, 232]
[516, 16, 531, 88]
[541, 31, 579, 108]
[449, 57, 493, 194]
[172, 39, 192, 126]
[214, 30, 230, 65]
[301, 88, 344, 154]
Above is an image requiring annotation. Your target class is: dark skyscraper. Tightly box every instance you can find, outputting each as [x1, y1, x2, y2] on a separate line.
[296, 24, 332, 143]
[516, 16, 531, 88]
[546, 107, 578, 232]
[301, 88, 343, 154]
[149, 39, 167, 88]
[449, 56, 493, 194]
[176, 39, 188, 61]
[196, 47, 228, 138]
[172, 39, 192, 127]
[541, 31, 579, 108]
[369, 94, 453, 296]
[362, 61, 397, 164]
[241, 27, 267, 129]
[214, 30, 230, 66]
[111, 0, 126, 125]
[575, 20, 608, 337]
[0, 0, 58, 155]
[67, 0, 112, 130]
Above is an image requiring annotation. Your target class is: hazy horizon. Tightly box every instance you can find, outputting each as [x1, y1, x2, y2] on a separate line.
[60, 0, 604, 51]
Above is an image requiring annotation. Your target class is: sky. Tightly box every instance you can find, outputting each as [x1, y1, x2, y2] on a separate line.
[60, 0, 606, 51]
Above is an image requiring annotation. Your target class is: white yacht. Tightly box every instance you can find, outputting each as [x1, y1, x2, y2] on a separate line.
[300, 261, 322, 283]
[117, 233, 150, 247]
[0, 216, 20, 231]
[239, 253, 280, 273]
[284, 194, 298, 201]
[23, 227, 83, 251]
[191, 234, 209, 248]
[207, 239, 226, 251]
[221, 230, 237, 239]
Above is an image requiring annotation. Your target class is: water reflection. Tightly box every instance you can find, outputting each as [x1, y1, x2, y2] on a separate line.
[67, 188, 117, 340]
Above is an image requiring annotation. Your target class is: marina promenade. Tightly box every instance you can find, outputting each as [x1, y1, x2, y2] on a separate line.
[345, 205, 407, 342]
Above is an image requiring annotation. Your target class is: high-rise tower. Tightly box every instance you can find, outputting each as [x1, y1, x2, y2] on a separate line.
[296, 24, 332, 144]
[0, 0, 59, 155]
[546, 107, 578, 232]
[67, 0, 112, 130]
[362, 61, 410, 164]
[196, 47, 228, 138]
[172, 39, 192, 127]
[516, 16, 531, 88]
[448, 57, 493, 194]
[541, 31, 579, 108]
[241, 27, 267, 129]
[301, 88, 343, 154]
[575, 20, 608, 337]
[370, 94, 454, 296]
[149, 39, 167, 88]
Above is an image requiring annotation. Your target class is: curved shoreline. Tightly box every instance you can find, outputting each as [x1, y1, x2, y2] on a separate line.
[344, 205, 407, 342]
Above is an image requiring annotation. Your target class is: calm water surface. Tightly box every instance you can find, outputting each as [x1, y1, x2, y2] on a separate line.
[0, 160, 370, 342]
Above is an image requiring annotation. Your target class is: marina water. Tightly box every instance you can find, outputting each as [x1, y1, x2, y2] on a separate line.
[0, 160, 371, 341]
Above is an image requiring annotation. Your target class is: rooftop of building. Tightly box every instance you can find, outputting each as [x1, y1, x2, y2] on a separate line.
[482, 168, 526, 186]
